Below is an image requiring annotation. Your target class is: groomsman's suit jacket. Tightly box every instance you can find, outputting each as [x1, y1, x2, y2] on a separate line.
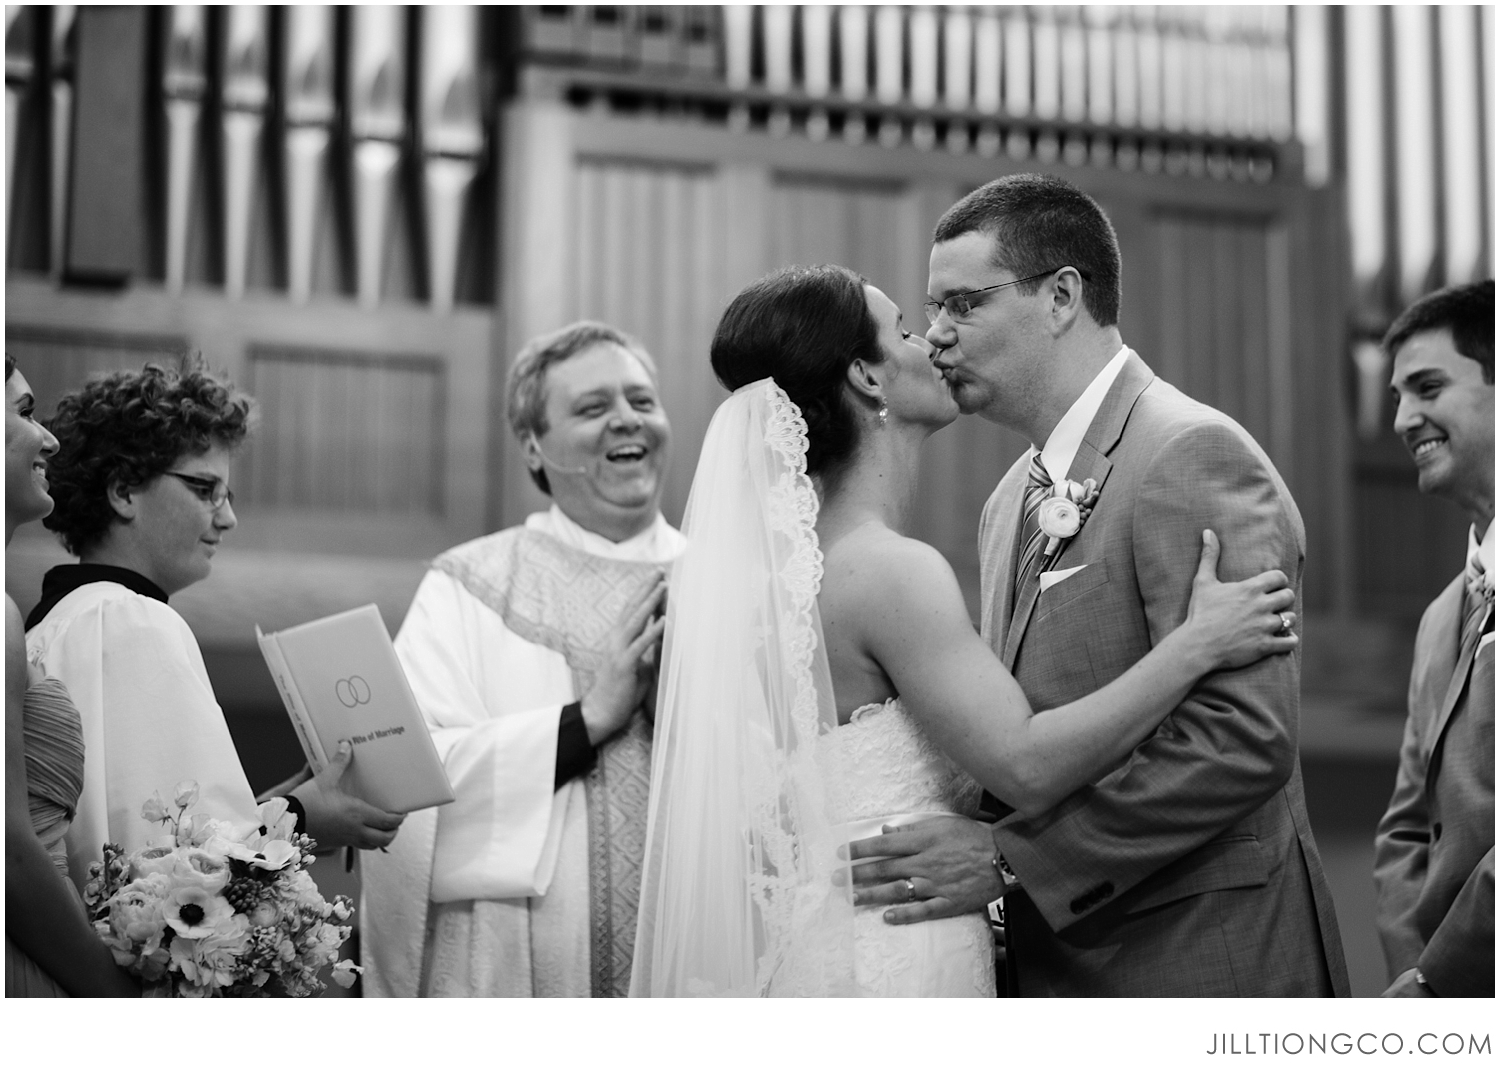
[1373, 572, 1495, 997]
[980, 351, 1349, 996]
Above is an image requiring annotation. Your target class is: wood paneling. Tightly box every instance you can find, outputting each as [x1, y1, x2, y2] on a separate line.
[5, 277, 493, 558]
[3, 326, 189, 412]
[242, 346, 446, 516]
[767, 173, 906, 288]
[569, 155, 734, 526]
[1154, 209, 1283, 461]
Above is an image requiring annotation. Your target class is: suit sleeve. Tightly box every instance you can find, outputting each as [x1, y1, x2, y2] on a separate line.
[1372, 600, 1443, 979]
[995, 421, 1301, 929]
[1419, 846, 1495, 996]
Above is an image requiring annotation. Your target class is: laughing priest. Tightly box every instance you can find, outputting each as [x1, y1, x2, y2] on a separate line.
[361, 322, 681, 996]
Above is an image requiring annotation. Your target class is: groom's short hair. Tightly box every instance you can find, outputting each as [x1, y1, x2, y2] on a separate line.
[933, 174, 1122, 327]
[1382, 279, 1494, 384]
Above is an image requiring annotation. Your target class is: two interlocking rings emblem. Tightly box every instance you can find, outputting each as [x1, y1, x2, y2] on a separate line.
[335, 675, 372, 708]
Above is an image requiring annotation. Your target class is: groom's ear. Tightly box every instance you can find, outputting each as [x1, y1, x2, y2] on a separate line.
[1049, 267, 1086, 332]
[845, 358, 884, 402]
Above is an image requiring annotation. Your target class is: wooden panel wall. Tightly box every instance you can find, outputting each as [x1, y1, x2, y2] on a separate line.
[1155, 210, 1285, 467]
[242, 347, 446, 516]
[3, 326, 190, 408]
[4, 280, 493, 561]
[569, 156, 734, 526]
[767, 175, 906, 291]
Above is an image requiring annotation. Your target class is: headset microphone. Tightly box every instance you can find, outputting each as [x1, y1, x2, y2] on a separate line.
[528, 435, 590, 475]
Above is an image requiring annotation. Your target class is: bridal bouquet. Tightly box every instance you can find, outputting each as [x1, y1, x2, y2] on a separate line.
[83, 782, 360, 997]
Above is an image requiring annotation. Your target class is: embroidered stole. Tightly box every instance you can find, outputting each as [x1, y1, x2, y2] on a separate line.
[435, 528, 665, 998]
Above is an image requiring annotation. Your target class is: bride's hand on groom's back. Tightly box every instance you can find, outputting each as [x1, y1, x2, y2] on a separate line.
[1182, 529, 1299, 671]
[843, 816, 1005, 925]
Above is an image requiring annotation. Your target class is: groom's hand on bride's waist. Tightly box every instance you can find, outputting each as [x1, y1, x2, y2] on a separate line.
[843, 816, 1005, 925]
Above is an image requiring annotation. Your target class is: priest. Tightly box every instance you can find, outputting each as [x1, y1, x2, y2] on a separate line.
[361, 322, 682, 996]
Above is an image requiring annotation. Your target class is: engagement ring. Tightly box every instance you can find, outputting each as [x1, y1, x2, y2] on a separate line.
[902, 879, 917, 903]
[1278, 613, 1293, 633]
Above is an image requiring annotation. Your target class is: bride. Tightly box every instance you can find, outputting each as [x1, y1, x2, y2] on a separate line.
[629, 265, 1298, 997]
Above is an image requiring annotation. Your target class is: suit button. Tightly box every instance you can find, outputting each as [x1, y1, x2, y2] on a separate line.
[1433, 822, 1443, 840]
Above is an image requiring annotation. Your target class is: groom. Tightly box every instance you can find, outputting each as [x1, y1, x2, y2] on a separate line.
[850, 174, 1349, 996]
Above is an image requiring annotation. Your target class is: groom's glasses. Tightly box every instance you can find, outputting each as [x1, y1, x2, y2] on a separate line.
[923, 266, 1091, 325]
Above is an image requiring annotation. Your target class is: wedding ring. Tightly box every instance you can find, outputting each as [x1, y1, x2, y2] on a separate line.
[902, 879, 917, 903]
[1278, 613, 1293, 634]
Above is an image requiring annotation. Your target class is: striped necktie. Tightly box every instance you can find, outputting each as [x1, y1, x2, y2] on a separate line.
[1015, 454, 1053, 590]
[1460, 551, 1494, 660]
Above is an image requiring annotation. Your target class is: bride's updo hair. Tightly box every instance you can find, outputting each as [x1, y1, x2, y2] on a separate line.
[710, 264, 883, 481]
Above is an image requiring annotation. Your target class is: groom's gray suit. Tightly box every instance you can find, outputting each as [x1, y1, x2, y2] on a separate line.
[980, 350, 1349, 996]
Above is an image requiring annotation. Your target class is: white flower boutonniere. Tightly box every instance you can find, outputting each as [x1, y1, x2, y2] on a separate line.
[1039, 478, 1101, 559]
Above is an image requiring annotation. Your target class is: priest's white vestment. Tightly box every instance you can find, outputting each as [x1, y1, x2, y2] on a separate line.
[360, 507, 685, 996]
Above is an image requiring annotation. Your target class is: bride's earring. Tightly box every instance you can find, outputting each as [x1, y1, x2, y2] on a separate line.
[877, 398, 889, 426]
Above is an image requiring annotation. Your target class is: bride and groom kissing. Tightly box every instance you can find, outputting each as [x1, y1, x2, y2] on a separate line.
[631, 173, 1349, 997]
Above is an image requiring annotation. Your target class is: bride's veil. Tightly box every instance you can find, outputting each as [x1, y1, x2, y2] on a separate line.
[630, 378, 859, 997]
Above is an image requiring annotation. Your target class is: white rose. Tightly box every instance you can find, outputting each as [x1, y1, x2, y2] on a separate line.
[172, 848, 232, 894]
[1037, 496, 1081, 540]
[129, 844, 179, 880]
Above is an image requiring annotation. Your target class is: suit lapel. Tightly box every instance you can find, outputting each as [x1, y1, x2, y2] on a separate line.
[1426, 589, 1492, 761]
[1000, 353, 1154, 670]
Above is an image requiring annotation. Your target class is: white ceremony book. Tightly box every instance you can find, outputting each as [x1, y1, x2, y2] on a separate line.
[256, 604, 455, 813]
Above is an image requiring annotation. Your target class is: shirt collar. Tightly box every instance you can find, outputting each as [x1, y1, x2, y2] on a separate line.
[25, 563, 170, 631]
[1467, 521, 1494, 582]
[528, 504, 686, 562]
[1036, 345, 1133, 487]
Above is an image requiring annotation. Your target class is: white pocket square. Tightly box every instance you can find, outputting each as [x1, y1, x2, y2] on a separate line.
[1039, 564, 1089, 593]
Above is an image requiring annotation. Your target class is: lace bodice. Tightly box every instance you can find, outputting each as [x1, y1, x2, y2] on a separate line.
[819, 697, 983, 825]
[815, 697, 994, 997]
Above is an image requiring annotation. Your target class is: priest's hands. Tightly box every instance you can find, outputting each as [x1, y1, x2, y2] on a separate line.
[582, 573, 668, 746]
[293, 740, 407, 851]
[845, 815, 1005, 925]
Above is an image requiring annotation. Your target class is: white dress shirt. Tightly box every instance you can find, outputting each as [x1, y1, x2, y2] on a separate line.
[1035, 344, 1133, 487]
[1031, 346, 1132, 592]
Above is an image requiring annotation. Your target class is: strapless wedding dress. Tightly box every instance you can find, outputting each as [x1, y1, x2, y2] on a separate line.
[818, 698, 996, 997]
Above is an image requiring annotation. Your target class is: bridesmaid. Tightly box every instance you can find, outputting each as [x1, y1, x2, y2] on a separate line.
[5, 355, 135, 996]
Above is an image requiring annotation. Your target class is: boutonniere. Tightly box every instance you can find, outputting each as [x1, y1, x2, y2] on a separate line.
[1038, 478, 1100, 559]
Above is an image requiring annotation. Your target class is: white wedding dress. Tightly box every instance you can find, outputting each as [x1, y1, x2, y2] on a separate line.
[631, 379, 995, 998]
[822, 699, 996, 997]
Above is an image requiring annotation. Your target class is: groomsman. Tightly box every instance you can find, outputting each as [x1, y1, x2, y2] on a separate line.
[850, 173, 1348, 996]
[360, 322, 679, 996]
[1374, 280, 1495, 998]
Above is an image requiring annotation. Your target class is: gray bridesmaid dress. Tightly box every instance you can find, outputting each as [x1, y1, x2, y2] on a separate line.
[5, 677, 87, 997]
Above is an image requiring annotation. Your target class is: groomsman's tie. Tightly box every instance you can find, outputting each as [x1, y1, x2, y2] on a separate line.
[1460, 551, 1494, 660]
[1015, 454, 1053, 589]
